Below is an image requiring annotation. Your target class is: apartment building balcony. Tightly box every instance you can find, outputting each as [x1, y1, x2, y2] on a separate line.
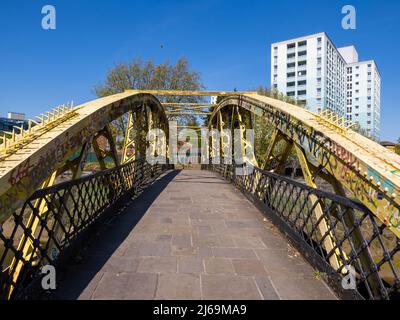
[297, 74, 307, 81]
[298, 44, 307, 50]
[297, 65, 307, 72]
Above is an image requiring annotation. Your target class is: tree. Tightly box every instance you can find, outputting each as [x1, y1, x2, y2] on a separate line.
[94, 58, 205, 140]
[396, 138, 400, 155]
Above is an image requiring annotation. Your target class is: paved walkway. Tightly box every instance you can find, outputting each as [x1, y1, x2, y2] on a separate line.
[51, 170, 336, 300]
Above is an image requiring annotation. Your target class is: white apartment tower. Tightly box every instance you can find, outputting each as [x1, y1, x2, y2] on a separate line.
[339, 46, 381, 140]
[271, 32, 381, 141]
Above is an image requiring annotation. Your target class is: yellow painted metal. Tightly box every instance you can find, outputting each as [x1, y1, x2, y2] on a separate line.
[309, 161, 382, 296]
[7, 170, 58, 299]
[122, 111, 136, 164]
[261, 129, 293, 173]
[218, 111, 225, 161]
[166, 112, 211, 116]
[315, 109, 356, 134]
[162, 103, 217, 107]
[235, 106, 258, 167]
[146, 105, 156, 161]
[1, 89, 400, 248]
[212, 93, 400, 238]
[166, 106, 213, 111]
[125, 89, 258, 96]
[294, 144, 343, 271]
[0, 103, 76, 160]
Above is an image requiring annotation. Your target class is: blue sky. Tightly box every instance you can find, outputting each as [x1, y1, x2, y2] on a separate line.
[0, 0, 399, 140]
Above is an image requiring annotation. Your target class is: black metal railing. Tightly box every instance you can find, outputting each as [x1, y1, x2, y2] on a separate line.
[0, 159, 169, 299]
[207, 163, 400, 300]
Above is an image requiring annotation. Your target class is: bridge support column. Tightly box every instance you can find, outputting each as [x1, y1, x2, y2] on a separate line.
[308, 162, 384, 298]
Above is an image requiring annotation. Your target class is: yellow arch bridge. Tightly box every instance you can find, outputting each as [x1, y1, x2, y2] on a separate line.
[0, 90, 399, 300]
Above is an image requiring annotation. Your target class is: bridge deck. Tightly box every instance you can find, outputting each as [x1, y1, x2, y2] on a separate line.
[51, 170, 336, 300]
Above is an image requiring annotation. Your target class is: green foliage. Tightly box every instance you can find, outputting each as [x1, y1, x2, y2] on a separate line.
[95, 58, 204, 97]
[94, 57, 205, 139]
[396, 138, 400, 155]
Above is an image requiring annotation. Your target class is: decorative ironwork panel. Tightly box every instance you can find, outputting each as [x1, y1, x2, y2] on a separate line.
[208, 164, 400, 300]
[0, 159, 168, 299]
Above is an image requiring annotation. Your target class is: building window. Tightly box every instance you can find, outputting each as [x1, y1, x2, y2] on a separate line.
[287, 72, 295, 78]
[287, 82, 295, 87]
[298, 90, 306, 95]
[298, 51, 307, 56]
[298, 40, 307, 47]
[298, 80, 306, 86]
[287, 62, 295, 68]
[298, 70, 307, 76]
[287, 91, 295, 96]
[287, 43, 295, 49]
[298, 60, 307, 66]
[287, 53, 295, 59]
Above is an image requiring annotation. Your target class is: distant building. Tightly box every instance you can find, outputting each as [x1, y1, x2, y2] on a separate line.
[0, 112, 28, 132]
[7, 112, 25, 121]
[271, 32, 381, 140]
[339, 46, 381, 141]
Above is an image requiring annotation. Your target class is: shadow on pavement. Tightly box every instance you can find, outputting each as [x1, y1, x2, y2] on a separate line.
[47, 170, 181, 300]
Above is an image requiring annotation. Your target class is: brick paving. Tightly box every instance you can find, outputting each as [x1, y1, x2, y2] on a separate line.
[51, 170, 336, 300]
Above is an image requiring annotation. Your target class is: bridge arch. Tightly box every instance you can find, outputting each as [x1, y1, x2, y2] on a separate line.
[209, 94, 400, 237]
[0, 92, 169, 224]
[208, 94, 400, 299]
[1, 90, 400, 300]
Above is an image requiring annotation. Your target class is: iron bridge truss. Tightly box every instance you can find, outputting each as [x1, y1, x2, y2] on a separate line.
[0, 90, 399, 300]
